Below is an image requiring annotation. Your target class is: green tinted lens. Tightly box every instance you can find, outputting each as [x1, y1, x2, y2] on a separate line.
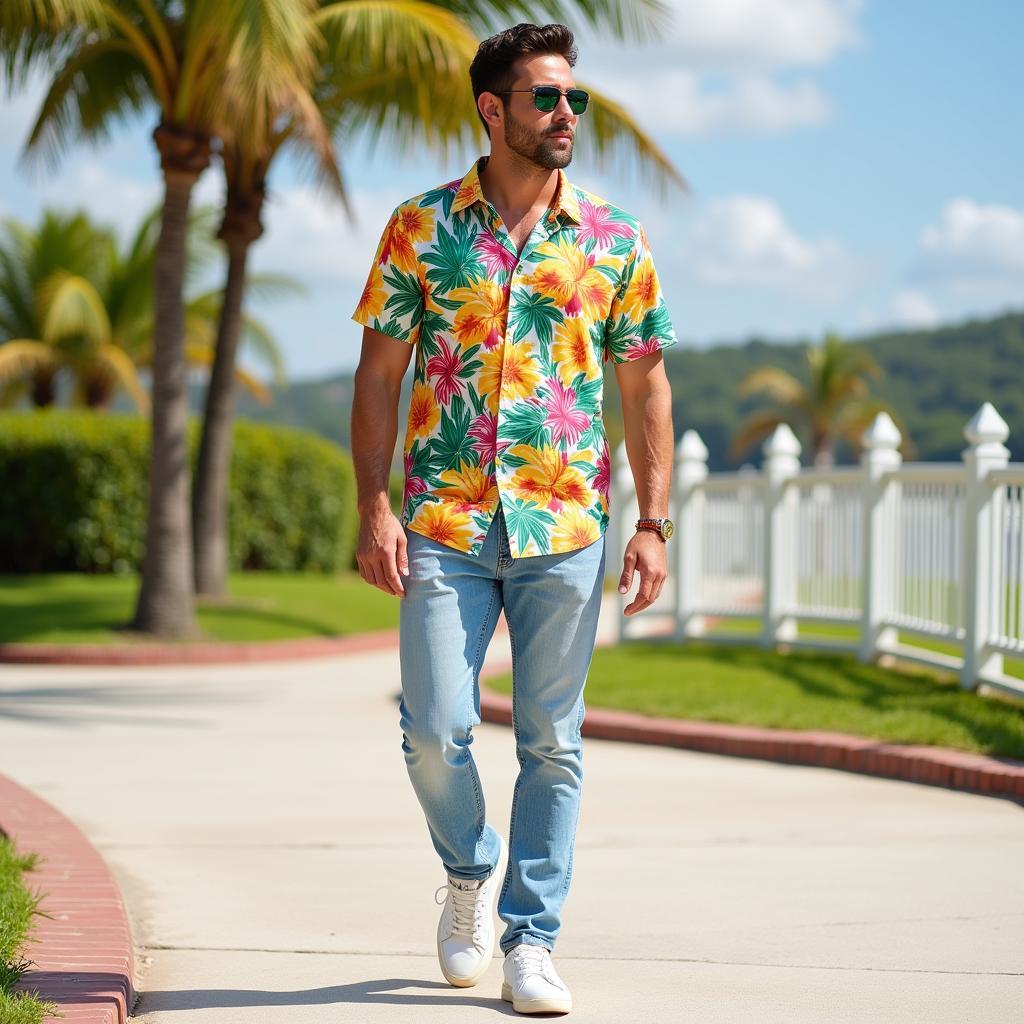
[567, 90, 589, 114]
[532, 87, 560, 112]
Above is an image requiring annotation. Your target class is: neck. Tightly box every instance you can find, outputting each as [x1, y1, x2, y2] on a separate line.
[477, 151, 560, 218]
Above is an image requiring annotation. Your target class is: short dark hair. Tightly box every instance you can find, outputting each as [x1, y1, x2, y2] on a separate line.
[469, 23, 578, 135]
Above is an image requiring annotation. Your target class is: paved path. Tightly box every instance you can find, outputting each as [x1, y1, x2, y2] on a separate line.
[1, 615, 1023, 1022]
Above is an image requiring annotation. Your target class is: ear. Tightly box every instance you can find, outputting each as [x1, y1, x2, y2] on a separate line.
[478, 91, 503, 132]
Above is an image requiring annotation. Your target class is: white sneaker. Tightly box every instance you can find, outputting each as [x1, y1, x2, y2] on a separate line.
[501, 942, 572, 1015]
[434, 834, 506, 987]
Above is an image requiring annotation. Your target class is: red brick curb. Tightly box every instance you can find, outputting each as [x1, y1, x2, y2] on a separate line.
[0, 628, 399, 666]
[477, 663, 1024, 804]
[0, 773, 135, 1023]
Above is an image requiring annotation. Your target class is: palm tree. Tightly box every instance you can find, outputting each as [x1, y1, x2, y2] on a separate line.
[7, 0, 320, 637]
[0, 209, 158, 410]
[729, 332, 917, 467]
[0, 206, 293, 409]
[191, 0, 683, 598]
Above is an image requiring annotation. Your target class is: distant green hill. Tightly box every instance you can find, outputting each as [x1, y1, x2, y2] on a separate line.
[226, 310, 1024, 471]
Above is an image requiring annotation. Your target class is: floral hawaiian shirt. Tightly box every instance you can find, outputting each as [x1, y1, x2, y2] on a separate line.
[351, 156, 677, 558]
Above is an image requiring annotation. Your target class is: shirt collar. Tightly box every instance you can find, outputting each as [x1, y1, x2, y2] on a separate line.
[451, 156, 582, 225]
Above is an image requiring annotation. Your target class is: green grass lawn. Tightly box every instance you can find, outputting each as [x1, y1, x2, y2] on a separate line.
[0, 572, 400, 644]
[699, 616, 1024, 681]
[488, 640, 1024, 759]
[0, 837, 56, 1024]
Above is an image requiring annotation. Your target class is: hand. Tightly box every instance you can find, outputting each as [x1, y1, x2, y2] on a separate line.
[618, 530, 668, 616]
[356, 506, 408, 597]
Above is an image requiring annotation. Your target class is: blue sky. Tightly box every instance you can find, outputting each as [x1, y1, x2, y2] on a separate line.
[1, 0, 1021, 381]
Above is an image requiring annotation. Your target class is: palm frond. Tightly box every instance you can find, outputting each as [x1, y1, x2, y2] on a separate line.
[737, 366, 805, 405]
[38, 270, 111, 345]
[728, 410, 791, 463]
[20, 36, 154, 171]
[95, 340, 150, 410]
[0, 339, 58, 381]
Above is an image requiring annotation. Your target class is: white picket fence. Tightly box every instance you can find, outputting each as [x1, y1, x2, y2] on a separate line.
[609, 402, 1024, 702]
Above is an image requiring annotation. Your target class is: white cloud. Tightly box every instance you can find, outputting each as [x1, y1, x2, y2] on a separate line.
[888, 289, 941, 329]
[602, 71, 828, 137]
[662, 0, 864, 70]
[912, 198, 1024, 290]
[685, 195, 852, 297]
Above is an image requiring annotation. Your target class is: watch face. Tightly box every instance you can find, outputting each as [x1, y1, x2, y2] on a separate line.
[662, 519, 675, 540]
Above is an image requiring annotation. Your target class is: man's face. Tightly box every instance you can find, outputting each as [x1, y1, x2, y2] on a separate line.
[499, 54, 578, 170]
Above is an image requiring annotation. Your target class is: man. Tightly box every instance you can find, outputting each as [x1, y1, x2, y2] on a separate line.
[350, 22, 676, 1017]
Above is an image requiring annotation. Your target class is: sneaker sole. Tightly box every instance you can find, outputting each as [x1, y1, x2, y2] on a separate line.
[501, 982, 572, 1014]
[437, 834, 507, 988]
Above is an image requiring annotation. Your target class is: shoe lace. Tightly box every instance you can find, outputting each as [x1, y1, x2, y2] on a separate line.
[434, 880, 487, 941]
[510, 943, 550, 980]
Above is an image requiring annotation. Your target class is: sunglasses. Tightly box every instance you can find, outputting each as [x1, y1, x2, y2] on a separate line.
[501, 86, 590, 115]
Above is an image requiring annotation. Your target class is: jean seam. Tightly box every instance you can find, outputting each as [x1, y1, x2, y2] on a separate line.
[497, 619, 521, 921]
[465, 582, 499, 872]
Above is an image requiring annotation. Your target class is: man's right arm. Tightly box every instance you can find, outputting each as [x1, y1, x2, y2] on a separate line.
[351, 326, 414, 597]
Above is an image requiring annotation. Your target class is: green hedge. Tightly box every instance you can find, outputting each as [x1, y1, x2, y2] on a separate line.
[0, 411, 359, 574]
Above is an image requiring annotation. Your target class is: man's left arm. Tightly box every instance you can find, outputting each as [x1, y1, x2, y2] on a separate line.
[614, 353, 674, 615]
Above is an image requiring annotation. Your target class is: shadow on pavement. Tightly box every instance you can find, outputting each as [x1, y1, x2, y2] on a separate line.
[136, 977, 539, 1016]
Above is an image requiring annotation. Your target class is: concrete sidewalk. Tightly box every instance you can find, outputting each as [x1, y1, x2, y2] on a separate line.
[1, 618, 1022, 1022]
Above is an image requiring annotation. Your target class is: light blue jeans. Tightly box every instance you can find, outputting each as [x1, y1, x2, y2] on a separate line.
[398, 504, 606, 955]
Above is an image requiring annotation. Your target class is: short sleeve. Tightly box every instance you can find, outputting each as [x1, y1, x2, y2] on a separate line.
[603, 223, 678, 363]
[351, 204, 426, 345]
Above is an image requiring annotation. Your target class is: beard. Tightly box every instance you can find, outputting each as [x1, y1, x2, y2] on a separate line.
[502, 108, 574, 170]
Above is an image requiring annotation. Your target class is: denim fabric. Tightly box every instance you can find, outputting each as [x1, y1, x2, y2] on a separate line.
[398, 504, 606, 954]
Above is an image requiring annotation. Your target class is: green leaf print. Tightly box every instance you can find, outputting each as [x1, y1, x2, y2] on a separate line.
[382, 266, 424, 324]
[508, 289, 562, 346]
[640, 304, 673, 341]
[497, 399, 550, 450]
[429, 395, 474, 470]
[422, 218, 483, 293]
[505, 498, 557, 553]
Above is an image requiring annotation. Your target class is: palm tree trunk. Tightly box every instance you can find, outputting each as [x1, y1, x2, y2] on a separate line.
[192, 232, 252, 597]
[133, 123, 210, 637]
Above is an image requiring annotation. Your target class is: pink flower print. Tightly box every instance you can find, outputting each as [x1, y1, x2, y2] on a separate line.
[425, 336, 465, 406]
[475, 231, 518, 277]
[577, 199, 633, 249]
[403, 451, 427, 505]
[626, 336, 663, 359]
[468, 412, 498, 464]
[543, 380, 589, 447]
[594, 445, 610, 497]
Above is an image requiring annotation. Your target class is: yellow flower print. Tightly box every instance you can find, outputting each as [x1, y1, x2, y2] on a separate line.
[380, 202, 434, 274]
[551, 317, 600, 386]
[525, 235, 615, 318]
[479, 341, 542, 414]
[354, 264, 386, 323]
[412, 502, 476, 551]
[620, 251, 660, 323]
[406, 381, 440, 443]
[508, 444, 590, 511]
[550, 506, 601, 553]
[448, 277, 507, 350]
[435, 462, 498, 510]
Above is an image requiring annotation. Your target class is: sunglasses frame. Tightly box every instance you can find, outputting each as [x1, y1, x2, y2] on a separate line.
[499, 86, 590, 115]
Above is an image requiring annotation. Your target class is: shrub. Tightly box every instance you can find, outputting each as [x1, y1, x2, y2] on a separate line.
[0, 411, 358, 573]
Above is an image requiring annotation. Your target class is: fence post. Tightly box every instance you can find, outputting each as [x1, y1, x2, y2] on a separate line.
[612, 440, 639, 642]
[761, 424, 801, 647]
[673, 430, 709, 640]
[961, 402, 1010, 690]
[858, 412, 902, 663]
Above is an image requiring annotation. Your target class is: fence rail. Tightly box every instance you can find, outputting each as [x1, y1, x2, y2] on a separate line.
[609, 401, 1023, 702]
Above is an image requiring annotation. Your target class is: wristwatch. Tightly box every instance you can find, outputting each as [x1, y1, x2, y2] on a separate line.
[635, 517, 675, 541]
